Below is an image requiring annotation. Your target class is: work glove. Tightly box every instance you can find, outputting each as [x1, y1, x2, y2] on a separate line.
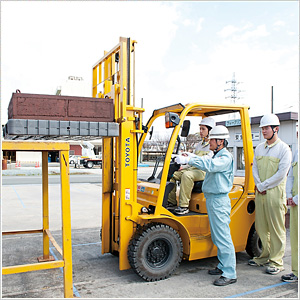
[181, 152, 198, 159]
[174, 155, 190, 165]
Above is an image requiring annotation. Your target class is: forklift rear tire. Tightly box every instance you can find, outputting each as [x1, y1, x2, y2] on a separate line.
[128, 223, 183, 282]
[246, 223, 262, 258]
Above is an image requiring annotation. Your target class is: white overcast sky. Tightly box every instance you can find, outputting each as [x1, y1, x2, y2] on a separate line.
[1, 1, 299, 127]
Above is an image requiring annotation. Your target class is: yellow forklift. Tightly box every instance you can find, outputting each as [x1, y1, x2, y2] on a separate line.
[93, 37, 261, 281]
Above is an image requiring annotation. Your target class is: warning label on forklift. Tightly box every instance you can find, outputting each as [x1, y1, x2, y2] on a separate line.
[125, 189, 130, 200]
[125, 137, 130, 167]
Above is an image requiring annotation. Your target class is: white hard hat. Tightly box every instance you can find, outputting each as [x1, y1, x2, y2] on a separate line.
[209, 125, 230, 139]
[199, 117, 216, 129]
[259, 114, 280, 127]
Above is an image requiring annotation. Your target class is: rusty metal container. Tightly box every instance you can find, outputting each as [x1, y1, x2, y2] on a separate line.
[8, 93, 114, 122]
[2, 159, 7, 170]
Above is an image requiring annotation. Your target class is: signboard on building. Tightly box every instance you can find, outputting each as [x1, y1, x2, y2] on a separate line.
[251, 132, 260, 141]
[226, 119, 241, 127]
[235, 132, 260, 141]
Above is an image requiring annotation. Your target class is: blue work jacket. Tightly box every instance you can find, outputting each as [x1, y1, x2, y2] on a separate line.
[189, 147, 234, 195]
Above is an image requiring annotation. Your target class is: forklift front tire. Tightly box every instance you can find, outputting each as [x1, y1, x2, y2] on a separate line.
[128, 223, 183, 282]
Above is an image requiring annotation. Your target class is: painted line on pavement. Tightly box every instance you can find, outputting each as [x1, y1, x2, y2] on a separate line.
[47, 242, 101, 296]
[49, 248, 81, 298]
[12, 186, 25, 208]
[226, 281, 290, 298]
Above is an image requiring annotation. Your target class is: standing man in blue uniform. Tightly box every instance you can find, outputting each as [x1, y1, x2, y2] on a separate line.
[175, 125, 236, 286]
[249, 113, 292, 275]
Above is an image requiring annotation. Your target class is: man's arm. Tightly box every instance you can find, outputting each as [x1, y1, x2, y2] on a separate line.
[252, 150, 262, 188]
[189, 153, 232, 173]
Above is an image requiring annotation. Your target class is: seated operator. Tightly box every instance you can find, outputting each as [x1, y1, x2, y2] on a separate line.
[167, 117, 215, 215]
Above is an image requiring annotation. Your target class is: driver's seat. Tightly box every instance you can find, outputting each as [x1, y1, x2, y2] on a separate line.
[192, 180, 203, 193]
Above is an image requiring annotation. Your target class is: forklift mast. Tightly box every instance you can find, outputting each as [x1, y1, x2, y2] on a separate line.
[92, 37, 144, 270]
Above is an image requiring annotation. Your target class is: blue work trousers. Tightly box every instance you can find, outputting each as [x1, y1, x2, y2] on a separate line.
[205, 193, 237, 279]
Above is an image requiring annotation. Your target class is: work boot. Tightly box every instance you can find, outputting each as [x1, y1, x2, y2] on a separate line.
[208, 267, 223, 275]
[174, 207, 189, 215]
[248, 259, 269, 267]
[166, 202, 177, 211]
[266, 266, 284, 275]
[213, 276, 237, 286]
[281, 273, 298, 283]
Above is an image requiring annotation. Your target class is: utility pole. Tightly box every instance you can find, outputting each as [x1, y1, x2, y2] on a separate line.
[271, 86, 274, 113]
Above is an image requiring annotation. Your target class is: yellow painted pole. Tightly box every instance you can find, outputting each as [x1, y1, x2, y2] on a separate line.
[92, 66, 97, 98]
[98, 62, 102, 90]
[101, 137, 113, 254]
[2, 140, 69, 151]
[2, 261, 64, 275]
[41, 151, 50, 260]
[60, 150, 73, 298]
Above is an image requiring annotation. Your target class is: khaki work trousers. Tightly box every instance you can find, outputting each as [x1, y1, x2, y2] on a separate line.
[253, 190, 287, 269]
[168, 167, 205, 208]
[290, 205, 298, 277]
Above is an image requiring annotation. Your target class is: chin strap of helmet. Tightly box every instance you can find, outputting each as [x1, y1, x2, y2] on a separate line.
[213, 140, 222, 156]
[213, 139, 228, 157]
[203, 125, 212, 142]
[267, 126, 277, 141]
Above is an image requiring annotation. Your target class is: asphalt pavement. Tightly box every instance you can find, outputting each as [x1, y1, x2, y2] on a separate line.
[2, 162, 153, 185]
[2, 226, 298, 299]
[1, 164, 298, 298]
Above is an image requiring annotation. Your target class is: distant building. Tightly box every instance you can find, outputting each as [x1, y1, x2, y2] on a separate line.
[217, 111, 298, 176]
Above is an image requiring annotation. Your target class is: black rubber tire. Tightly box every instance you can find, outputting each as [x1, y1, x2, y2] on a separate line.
[69, 160, 75, 164]
[128, 223, 183, 282]
[86, 161, 94, 169]
[246, 223, 262, 258]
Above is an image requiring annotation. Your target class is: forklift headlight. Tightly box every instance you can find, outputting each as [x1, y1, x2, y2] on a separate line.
[165, 112, 180, 128]
[141, 207, 149, 214]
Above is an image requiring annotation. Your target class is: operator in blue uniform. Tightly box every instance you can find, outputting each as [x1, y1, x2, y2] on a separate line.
[175, 125, 236, 286]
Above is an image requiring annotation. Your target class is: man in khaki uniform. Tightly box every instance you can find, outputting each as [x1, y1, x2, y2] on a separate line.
[167, 117, 215, 215]
[249, 113, 292, 275]
[281, 145, 298, 283]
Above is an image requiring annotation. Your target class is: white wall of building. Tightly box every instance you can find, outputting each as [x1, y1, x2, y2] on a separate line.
[16, 151, 42, 164]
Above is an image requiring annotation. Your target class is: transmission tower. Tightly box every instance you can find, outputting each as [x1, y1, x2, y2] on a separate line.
[224, 72, 244, 104]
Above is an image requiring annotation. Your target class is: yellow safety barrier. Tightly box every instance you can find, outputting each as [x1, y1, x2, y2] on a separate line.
[2, 140, 74, 298]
